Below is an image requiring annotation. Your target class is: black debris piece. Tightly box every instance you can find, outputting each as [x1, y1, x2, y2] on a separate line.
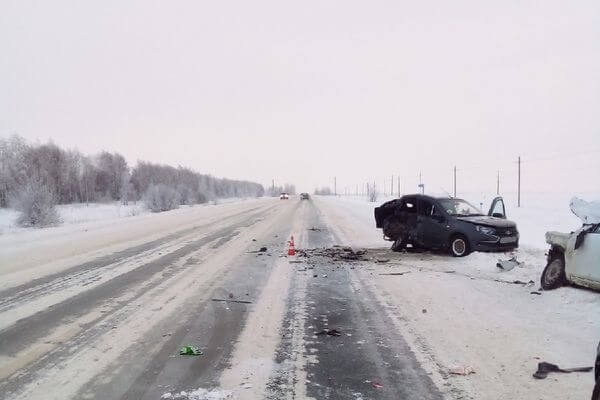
[379, 271, 411, 276]
[315, 329, 342, 337]
[532, 362, 592, 379]
[211, 298, 252, 304]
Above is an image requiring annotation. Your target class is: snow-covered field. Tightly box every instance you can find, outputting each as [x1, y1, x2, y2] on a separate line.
[314, 193, 600, 400]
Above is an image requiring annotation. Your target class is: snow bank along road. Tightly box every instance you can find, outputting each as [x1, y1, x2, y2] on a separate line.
[0, 197, 597, 399]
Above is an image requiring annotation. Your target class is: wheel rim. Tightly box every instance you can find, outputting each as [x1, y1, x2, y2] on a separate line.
[452, 239, 466, 255]
[545, 259, 562, 284]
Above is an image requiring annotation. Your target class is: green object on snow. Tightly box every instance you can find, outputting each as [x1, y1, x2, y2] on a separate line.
[179, 345, 203, 356]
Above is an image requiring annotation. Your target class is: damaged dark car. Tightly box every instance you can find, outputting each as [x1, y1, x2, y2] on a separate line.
[374, 194, 519, 257]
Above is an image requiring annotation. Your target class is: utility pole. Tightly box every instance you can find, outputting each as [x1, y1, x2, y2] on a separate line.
[496, 170, 500, 195]
[453, 166, 457, 198]
[334, 177, 337, 196]
[356, 184, 358, 196]
[272, 179, 275, 196]
[517, 156, 521, 207]
[397, 176, 400, 197]
[391, 174, 394, 197]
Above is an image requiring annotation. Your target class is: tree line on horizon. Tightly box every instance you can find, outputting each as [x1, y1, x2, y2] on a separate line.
[0, 135, 266, 225]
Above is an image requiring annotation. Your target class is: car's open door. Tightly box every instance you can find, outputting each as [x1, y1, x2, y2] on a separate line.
[488, 196, 507, 219]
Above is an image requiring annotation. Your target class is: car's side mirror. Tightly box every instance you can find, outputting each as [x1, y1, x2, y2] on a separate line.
[492, 212, 504, 219]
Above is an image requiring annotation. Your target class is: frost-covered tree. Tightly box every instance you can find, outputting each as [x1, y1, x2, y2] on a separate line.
[143, 184, 180, 212]
[0, 135, 266, 209]
[10, 178, 61, 227]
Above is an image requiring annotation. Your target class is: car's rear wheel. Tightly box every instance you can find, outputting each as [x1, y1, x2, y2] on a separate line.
[541, 252, 566, 290]
[450, 235, 470, 257]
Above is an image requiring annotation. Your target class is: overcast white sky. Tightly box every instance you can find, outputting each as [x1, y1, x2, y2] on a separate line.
[1, 1, 599, 195]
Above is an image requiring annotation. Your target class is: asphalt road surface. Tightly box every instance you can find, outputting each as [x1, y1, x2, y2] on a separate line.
[0, 198, 443, 400]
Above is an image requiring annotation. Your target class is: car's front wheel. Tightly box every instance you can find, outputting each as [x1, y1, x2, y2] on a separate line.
[540, 252, 566, 290]
[450, 235, 470, 257]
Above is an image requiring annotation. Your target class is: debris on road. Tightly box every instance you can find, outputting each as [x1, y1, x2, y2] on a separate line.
[247, 246, 268, 254]
[494, 279, 535, 286]
[449, 365, 475, 375]
[530, 291, 542, 295]
[316, 328, 342, 337]
[379, 271, 411, 276]
[179, 345, 203, 356]
[211, 298, 252, 304]
[371, 381, 384, 389]
[375, 258, 390, 263]
[296, 247, 369, 262]
[422, 309, 427, 314]
[161, 388, 234, 399]
[308, 227, 324, 232]
[532, 361, 592, 379]
[496, 256, 522, 271]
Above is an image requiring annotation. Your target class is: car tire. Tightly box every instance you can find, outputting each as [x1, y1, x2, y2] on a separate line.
[391, 238, 404, 252]
[450, 235, 470, 257]
[540, 253, 566, 290]
[592, 378, 600, 400]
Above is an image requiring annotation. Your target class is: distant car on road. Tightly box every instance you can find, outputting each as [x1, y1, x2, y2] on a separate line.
[374, 194, 519, 257]
[541, 198, 600, 291]
[279, 193, 289, 200]
[300, 193, 310, 200]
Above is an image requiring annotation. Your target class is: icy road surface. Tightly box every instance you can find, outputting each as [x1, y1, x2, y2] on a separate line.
[0, 196, 598, 400]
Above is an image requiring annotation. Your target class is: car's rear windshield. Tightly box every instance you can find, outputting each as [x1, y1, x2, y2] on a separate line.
[438, 199, 484, 217]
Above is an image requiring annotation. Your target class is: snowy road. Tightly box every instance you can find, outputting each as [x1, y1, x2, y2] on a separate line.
[0, 197, 597, 400]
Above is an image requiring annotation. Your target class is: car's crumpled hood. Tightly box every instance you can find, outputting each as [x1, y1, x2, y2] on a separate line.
[570, 197, 600, 224]
[456, 216, 516, 229]
[546, 225, 596, 251]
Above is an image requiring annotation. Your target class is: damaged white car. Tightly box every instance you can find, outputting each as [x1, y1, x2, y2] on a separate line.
[541, 198, 600, 291]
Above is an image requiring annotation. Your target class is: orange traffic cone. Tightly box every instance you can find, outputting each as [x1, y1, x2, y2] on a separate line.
[288, 236, 296, 256]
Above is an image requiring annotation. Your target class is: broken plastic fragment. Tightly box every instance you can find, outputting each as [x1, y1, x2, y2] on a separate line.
[179, 345, 203, 356]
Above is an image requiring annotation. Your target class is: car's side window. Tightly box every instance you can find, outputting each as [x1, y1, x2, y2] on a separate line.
[594, 225, 600, 233]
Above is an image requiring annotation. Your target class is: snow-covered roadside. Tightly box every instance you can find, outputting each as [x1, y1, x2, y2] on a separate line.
[0, 198, 262, 235]
[0, 202, 148, 235]
[0, 197, 273, 291]
[313, 195, 600, 400]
